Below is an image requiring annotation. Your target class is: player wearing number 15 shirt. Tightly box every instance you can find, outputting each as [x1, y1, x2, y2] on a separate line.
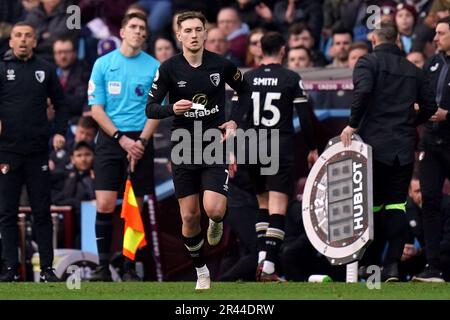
[237, 32, 318, 282]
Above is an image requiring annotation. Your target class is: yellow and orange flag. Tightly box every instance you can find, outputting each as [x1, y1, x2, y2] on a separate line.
[121, 179, 147, 260]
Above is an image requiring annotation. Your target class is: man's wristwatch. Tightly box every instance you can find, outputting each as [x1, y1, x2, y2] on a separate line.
[112, 130, 124, 141]
[137, 137, 148, 147]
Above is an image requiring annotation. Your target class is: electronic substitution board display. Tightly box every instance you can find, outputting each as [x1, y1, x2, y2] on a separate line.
[302, 135, 373, 265]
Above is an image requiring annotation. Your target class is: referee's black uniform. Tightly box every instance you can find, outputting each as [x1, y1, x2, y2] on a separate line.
[0, 50, 68, 276]
[416, 49, 450, 280]
[349, 42, 436, 279]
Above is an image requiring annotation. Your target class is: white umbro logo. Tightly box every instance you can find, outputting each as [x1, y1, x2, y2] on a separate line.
[6, 69, 15, 81]
[177, 80, 187, 88]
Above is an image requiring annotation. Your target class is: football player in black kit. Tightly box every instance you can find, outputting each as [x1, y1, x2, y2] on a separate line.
[239, 32, 318, 281]
[146, 11, 249, 290]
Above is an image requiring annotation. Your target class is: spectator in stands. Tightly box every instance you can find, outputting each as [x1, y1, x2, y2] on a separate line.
[49, 115, 98, 176]
[396, 3, 418, 54]
[233, 0, 277, 31]
[49, 116, 97, 202]
[322, 0, 365, 36]
[138, 0, 173, 34]
[347, 41, 369, 70]
[407, 50, 426, 68]
[380, 1, 398, 24]
[287, 23, 328, 66]
[21, 0, 40, 13]
[153, 35, 177, 64]
[273, 0, 323, 43]
[286, 46, 313, 69]
[0, 0, 28, 54]
[205, 26, 243, 67]
[425, 0, 450, 28]
[363, 1, 397, 47]
[25, 0, 79, 63]
[245, 27, 265, 68]
[411, 0, 444, 55]
[0, 24, 13, 57]
[52, 141, 95, 248]
[327, 28, 353, 68]
[308, 40, 358, 110]
[0, 1, 26, 24]
[53, 37, 91, 123]
[83, 0, 138, 39]
[217, 7, 250, 63]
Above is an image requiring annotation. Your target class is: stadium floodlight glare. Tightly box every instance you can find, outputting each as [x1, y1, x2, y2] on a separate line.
[302, 135, 373, 267]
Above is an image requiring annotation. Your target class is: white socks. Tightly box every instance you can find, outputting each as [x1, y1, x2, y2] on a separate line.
[258, 251, 267, 264]
[262, 260, 275, 274]
[196, 264, 209, 276]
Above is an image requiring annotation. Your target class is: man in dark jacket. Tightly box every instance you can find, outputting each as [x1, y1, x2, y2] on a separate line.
[340, 22, 437, 281]
[413, 16, 450, 283]
[0, 22, 68, 282]
[53, 36, 91, 123]
[25, 0, 79, 63]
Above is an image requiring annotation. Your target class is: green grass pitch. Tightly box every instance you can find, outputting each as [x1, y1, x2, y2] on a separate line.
[0, 282, 449, 300]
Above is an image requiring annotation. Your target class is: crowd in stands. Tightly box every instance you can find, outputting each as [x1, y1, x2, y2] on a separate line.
[0, 0, 449, 281]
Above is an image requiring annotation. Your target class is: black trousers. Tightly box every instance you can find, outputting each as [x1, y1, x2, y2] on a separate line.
[419, 143, 450, 270]
[364, 159, 413, 267]
[0, 152, 53, 269]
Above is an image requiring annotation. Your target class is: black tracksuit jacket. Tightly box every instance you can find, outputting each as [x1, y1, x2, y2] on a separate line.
[348, 43, 437, 165]
[0, 50, 68, 155]
[422, 52, 450, 146]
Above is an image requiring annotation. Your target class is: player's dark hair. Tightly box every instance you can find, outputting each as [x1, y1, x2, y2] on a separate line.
[261, 32, 285, 57]
[121, 12, 148, 29]
[177, 11, 207, 29]
[373, 22, 398, 44]
[10, 22, 35, 38]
